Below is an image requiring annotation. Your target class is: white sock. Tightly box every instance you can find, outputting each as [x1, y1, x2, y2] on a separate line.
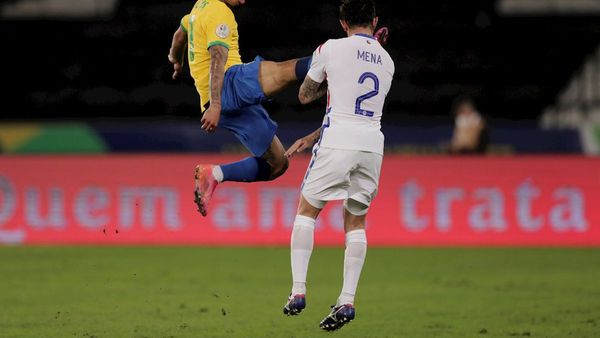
[290, 215, 315, 295]
[337, 229, 367, 306]
[212, 166, 224, 183]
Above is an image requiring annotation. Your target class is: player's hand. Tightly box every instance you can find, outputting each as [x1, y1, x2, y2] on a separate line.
[285, 137, 315, 158]
[168, 54, 183, 80]
[201, 105, 221, 133]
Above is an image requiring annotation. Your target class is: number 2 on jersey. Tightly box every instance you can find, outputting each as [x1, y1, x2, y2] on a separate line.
[355, 72, 379, 117]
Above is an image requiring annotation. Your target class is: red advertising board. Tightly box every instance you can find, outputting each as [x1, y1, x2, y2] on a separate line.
[0, 155, 599, 246]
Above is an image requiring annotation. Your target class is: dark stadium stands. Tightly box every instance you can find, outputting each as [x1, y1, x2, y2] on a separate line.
[2, 0, 600, 122]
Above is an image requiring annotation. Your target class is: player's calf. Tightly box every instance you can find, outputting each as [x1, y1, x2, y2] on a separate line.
[262, 135, 289, 180]
[192, 158, 286, 216]
[267, 156, 289, 180]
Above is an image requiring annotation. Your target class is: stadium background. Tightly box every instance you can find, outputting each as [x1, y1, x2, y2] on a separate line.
[1, 0, 600, 337]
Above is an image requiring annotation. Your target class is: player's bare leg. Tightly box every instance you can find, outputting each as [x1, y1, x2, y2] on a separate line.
[320, 201, 367, 331]
[259, 58, 310, 98]
[283, 196, 322, 316]
[297, 195, 322, 219]
[261, 135, 289, 180]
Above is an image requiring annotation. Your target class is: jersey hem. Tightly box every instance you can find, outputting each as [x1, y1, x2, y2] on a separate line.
[180, 24, 187, 34]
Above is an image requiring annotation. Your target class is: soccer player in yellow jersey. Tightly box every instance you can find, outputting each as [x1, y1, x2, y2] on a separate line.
[168, 0, 315, 216]
[169, 0, 388, 217]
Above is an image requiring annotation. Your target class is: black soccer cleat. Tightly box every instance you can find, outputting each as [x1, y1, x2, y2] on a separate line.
[319, 304, 356, 331]
[283, 294, 306, 316]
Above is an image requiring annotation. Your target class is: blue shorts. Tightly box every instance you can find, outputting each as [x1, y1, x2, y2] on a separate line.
[219, 56, 277, 157]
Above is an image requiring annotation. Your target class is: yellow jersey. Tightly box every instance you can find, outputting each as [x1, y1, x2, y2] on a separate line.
[180, 0, 243, 108]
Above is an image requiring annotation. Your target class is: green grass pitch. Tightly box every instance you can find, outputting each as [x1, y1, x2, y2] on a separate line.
[1, 247, 599, 337]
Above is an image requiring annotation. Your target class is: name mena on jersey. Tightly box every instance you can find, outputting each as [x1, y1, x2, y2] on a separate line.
[357, 50, 383, 65]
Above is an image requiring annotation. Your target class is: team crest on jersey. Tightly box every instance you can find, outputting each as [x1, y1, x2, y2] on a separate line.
[216, 24, 230, 39]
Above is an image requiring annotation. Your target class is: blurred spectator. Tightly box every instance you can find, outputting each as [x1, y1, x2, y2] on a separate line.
[450, 96, 489, 154]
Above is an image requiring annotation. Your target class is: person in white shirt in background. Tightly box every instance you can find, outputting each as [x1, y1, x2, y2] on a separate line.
[450, 96, 489, 154]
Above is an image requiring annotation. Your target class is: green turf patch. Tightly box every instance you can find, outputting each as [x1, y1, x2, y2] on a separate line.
[16, 123, 107, 154]
[0, 247, 599, 337]
[595, 126, 600, 151]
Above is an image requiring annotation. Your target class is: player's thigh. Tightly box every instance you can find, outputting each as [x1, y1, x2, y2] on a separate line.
[259, 59, 298, 98]
[302, 148, 353, 205]
[347, 152, 383, 209]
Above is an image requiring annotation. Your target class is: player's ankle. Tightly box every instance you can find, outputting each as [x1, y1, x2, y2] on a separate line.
[336, 292, 354, 307]
[212, 165, 224, 183]
[292, 282, 306, 295]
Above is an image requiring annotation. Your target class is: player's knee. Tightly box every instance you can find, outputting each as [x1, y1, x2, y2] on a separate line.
[344, 198, 369, 217]
[298, 194, 323, 219]
[268, 157, 289, 180]
[344, 203, 368, 233]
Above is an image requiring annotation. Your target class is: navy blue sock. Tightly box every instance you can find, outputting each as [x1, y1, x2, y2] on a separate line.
[221, 157, 272, 182]
[295, 56, 312, 81]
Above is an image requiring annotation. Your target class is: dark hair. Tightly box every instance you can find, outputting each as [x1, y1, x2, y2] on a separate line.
[451, 95, 476, 115]
[339, 0, 376, 28]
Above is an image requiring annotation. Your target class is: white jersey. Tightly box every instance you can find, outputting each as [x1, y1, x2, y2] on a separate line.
[307, 34, 395, 155]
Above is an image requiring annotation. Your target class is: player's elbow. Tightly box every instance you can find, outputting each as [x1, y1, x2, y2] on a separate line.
[298, 92, 311, 105]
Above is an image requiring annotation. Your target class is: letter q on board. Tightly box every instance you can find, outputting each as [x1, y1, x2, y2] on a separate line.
[216, 24, 230, 39]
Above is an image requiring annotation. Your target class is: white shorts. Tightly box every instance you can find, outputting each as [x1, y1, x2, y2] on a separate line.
[301, 147, 383, 213]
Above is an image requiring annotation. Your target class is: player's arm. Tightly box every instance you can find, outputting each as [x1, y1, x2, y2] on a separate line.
[285, 127, 322, 158]
[168, 21, 188, 80]
[201, 9, 235, 133]
[201, 44, 229, 133]
[298, 78, 327, 104]
[298, 41, 329, 104]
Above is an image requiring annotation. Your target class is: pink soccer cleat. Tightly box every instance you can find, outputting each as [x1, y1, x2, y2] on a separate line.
[374, 26, 389, 47]
[194, 165, 219, 217]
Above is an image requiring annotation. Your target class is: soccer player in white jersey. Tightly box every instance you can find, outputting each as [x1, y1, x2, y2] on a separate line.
[281, 0, 395, 331]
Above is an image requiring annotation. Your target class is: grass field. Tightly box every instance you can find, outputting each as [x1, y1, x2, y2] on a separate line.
[1, 247, 599, 338]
